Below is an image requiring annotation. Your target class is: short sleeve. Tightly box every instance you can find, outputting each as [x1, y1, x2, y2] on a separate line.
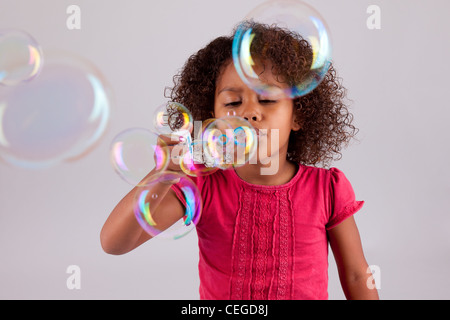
[326, 167, 364, 230]
[170, 175, 204, 208]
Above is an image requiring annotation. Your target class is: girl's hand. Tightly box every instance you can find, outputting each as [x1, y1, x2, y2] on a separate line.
[155, 132, 191, 183]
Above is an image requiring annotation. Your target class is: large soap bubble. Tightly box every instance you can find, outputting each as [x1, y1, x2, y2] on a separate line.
[232, 0, 332, 99]
[0, 53, 111, 169]
[110, 128, 170, 186]
[133, 172, 202, 240]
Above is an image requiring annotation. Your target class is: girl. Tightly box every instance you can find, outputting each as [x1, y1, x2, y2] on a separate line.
[101, 22, 379, 300]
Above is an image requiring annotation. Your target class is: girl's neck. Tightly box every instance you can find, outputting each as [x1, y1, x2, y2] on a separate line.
[233, 156, 298, 186]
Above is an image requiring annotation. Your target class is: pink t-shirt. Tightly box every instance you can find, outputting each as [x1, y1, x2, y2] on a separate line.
[171, 163, 364, 300]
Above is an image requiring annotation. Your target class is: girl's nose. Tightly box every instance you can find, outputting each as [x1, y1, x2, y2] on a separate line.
[241, 103, 261, 123]
[243, 115, 258, 121]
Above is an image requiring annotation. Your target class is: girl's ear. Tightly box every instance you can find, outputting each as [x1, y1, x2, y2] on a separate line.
[292, 120, 301, 132]
[292, 100, 303, 132]
[291, 112, 303, 132]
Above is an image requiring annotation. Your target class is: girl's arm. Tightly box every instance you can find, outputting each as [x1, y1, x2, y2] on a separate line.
[100, 133, 186, 255]
[327, 216, 380, 300]
[100, 169, 185, 255]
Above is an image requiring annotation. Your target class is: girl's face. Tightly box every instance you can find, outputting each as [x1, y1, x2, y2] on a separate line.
[213, 60, 301, 162]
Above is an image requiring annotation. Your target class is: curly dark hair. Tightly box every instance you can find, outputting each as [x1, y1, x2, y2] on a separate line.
[165, 21, 359, 168]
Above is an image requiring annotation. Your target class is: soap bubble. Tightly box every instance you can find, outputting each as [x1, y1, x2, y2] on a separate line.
[201, 118, 234, 170]
[220, 116, 257, 168]
[226, 110, 237, 117]
[110, 128, 170, 186]
[0, 52, 111, 169]
[133, 171, 202, 240]
[232, 0, 332, 98]
[202, 116, 257, 169]
[0, 29, 44, 86]
[152, 101, 193, 135]
[179, 139, 220, 177]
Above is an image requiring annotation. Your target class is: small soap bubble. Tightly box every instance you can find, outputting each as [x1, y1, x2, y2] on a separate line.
[179, 139, 220, 177]
[152, 101, 193, 135]
[0, 29, 44, 86]
[201, 116, 257, 169]
[226, 110, 237, 117]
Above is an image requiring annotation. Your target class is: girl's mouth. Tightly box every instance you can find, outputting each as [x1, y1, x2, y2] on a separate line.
[254, 128, 267, 137]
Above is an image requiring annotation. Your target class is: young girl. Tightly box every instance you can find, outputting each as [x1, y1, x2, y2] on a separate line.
[101, 22, 379, 300]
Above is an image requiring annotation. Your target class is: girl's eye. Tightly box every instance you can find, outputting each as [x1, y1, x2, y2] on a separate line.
[259, 99, 277, 104]
[225, 101, 241, 107]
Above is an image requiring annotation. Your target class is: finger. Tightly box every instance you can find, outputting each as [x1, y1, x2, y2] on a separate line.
[158, 133, 186, 146]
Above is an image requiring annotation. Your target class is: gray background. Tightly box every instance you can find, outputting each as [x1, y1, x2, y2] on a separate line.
[0, 0, 449, 299]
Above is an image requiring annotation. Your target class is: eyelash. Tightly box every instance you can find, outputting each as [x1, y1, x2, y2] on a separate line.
[225, 101, 241, 107]
[225, 100, 277, 107]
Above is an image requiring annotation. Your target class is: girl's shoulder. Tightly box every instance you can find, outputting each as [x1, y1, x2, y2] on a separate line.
[294, 164, 358, 198]
[298, 163, 348, 181]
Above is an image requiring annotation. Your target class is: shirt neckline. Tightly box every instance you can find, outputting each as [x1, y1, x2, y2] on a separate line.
[228, 162, 302, 190]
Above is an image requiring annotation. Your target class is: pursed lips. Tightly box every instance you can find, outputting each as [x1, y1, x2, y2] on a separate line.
[253, 128, 268, 137]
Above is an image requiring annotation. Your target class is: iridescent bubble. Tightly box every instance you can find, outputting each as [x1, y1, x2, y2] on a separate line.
[227, 116, 258, 168]
[0, 29, 44, 86]
[152, 101, 193, 135]
[232, 0, 332, 98]
[110, 128, 169, 186]
[202, 116, 257, 169]
[133, 172, 202, 240]
[226, 110, 237, 117]
[201, 118, 233, 170]
[179, 139, 219, 177]
[0, 52, 111, 169]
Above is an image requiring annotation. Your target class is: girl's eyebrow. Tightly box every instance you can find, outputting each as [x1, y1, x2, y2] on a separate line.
[217, 87, 243, 95]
